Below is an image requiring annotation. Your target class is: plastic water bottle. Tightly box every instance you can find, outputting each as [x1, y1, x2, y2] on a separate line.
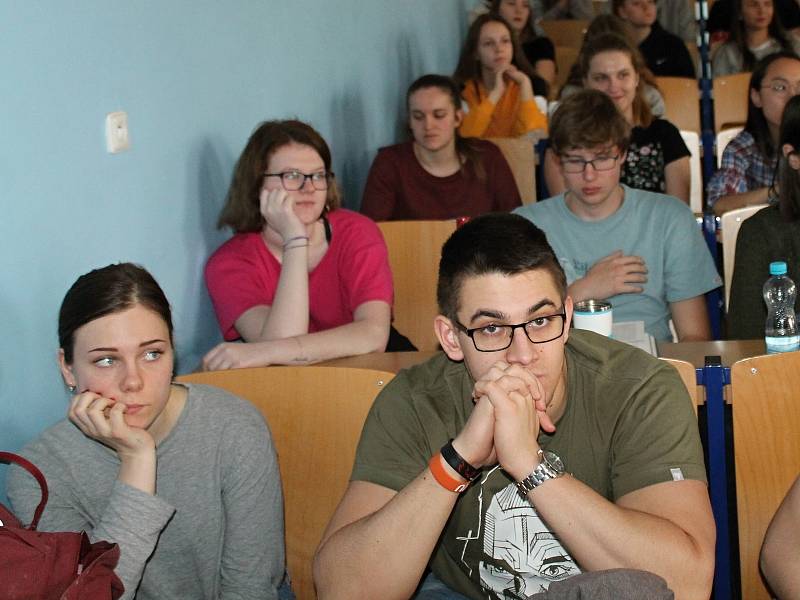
[763, 261, 799, 353]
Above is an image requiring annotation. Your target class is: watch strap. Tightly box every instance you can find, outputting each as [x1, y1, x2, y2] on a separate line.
[515, 450, 564, 496]
[429, 453, 469, 493]
[440, 439, 480, 481]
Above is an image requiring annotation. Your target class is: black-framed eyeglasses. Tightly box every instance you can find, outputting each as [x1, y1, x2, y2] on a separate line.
[560, 155, 620, 174]
[453, 312, 567, 352]
[263, 169, 333, 191]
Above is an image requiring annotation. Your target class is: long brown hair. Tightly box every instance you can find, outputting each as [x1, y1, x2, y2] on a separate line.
[407, 74, 487, 182]
[579, 32, 654, 127]
[453, 13, 537, 101]
[730, 0, 795, 72]
[217, 120, 341, 233]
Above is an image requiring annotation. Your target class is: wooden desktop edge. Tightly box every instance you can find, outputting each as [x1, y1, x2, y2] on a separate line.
[320, 340, 767, 374]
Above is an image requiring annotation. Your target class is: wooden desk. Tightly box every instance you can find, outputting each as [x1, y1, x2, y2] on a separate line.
[321, 351, 438, 373]
[656, 340, 765, 368]
[323, 340, 768, 374]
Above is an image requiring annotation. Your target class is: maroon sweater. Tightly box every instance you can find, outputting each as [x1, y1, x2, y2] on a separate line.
[360, 139, 521, 221]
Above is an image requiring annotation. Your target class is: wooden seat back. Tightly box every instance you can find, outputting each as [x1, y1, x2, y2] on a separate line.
[730, 352, 800, 600]
[176, 365, 396, 600]
[712, 73, 750, 133]
[720, 204, 769, 310]
[486, 136, 537, 204]
[656, 77, 701, 133]
[378, 220, 456, 350]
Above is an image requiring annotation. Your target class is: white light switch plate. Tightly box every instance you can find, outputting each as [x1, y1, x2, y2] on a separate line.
[105, 111, 130, 153]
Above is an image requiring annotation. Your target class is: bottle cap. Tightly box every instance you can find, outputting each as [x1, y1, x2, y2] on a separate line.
[770, 261, 788, 276]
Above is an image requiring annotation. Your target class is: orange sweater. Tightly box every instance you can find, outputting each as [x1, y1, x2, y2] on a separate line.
[459, 79, 547, 138]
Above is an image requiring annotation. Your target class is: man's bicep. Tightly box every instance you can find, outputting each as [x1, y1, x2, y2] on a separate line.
[617, 479, 716, 554]
[318, 480, 397, 550]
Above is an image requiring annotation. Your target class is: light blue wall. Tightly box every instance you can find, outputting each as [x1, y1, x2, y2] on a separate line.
[0, 1, 475, 496]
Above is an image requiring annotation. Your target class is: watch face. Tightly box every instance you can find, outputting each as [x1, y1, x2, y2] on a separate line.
[541, 450, 565, 474]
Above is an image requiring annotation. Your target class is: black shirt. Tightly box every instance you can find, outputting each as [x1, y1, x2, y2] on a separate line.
[639, 22, 696, 78]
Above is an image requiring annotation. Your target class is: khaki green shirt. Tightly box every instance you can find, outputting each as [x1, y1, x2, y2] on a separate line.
[352, 330, 706, 599]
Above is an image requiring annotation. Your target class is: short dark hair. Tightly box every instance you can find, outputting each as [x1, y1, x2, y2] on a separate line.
[437, 213, 567, 321]
[550, 89, 631, 154]
[217, 119, 341, 232]
[746, 51, 800, 162]
[778, 95, 800, 222]
[58, 263, 173, 363]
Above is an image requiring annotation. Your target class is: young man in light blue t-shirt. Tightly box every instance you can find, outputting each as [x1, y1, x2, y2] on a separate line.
[515, 90, 721, 341]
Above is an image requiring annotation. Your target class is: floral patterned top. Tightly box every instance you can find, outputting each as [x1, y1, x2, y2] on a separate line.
[622, 118, 690, 195]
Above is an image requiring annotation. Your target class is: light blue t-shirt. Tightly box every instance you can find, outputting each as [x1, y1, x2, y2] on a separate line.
[515, 186, 722, 340]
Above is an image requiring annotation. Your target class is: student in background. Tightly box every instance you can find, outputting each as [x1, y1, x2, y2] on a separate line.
[613, 0, 695, 78]
[558, 14, 666, 117]
[728, 94, 800, 339]
[656, 0, 698, 44]
[454, 13, 548, 138]
[707, 52, 800, 216]
[361, 74, 521, 221]
[712, 0, 800, 77]
[545, 33, 691, 203]
[487, 0, 557, 89]
[761, 474, 800, 599]
[7, 263, 291, 600]
[519, 90, 719, 342]
[532, 0, 594, 20]
[204, 120, 394, 370]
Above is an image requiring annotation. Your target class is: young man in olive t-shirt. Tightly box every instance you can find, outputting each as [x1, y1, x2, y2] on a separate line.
[314, 214, 715, 600]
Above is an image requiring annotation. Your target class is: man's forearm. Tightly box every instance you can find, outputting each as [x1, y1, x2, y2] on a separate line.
[526, 476, 715, 600]
[314, 472, 459, 600]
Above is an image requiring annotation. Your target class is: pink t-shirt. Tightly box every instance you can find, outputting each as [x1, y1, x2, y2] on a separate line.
[205, 209, 393, 341]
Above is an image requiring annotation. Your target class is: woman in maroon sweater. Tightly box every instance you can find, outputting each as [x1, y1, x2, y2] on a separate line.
[361, 74, 522, 221]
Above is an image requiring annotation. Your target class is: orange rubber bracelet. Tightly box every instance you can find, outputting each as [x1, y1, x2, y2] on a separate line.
[429, 452, 469, 493]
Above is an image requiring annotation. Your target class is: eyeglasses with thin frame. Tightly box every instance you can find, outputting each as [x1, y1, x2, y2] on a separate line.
[560, 154, 621, 174]
[263, 170, 333, 191]
[761, 80, 800, 96]
[453, 312, 567, 352]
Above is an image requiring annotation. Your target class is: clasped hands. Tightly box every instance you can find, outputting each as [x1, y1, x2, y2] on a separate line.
[452, 361, 555, 483]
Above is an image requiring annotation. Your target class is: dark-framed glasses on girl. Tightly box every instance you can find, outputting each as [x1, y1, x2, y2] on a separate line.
[263, 170, 333, 191]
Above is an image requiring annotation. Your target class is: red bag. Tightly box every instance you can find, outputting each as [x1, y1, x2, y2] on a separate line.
[1, 451, 125, 600]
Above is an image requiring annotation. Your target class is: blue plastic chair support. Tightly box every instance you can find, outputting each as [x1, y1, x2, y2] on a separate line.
[698, 355, 732, 600]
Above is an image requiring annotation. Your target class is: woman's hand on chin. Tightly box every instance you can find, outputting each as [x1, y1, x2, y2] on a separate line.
[68, 391, 155, 457]
[260, 187, 307, 242]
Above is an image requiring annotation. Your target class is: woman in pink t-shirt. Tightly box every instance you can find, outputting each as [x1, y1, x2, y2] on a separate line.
[203, 120, 393, 370]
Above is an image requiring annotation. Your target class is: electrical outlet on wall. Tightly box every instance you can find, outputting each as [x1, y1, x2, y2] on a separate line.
[105, 111, 130, 153]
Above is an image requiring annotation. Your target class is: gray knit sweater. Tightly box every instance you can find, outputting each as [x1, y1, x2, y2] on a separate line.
[7, 383, 286, 600]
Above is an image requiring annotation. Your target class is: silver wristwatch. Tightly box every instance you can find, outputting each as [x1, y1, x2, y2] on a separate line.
[515, 449, 565, 496]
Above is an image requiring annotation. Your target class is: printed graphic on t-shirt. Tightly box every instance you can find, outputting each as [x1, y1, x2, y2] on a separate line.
[457, 467, 581, 598]
[557, 257, 588, 287]
[622, 141, 666, 193]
